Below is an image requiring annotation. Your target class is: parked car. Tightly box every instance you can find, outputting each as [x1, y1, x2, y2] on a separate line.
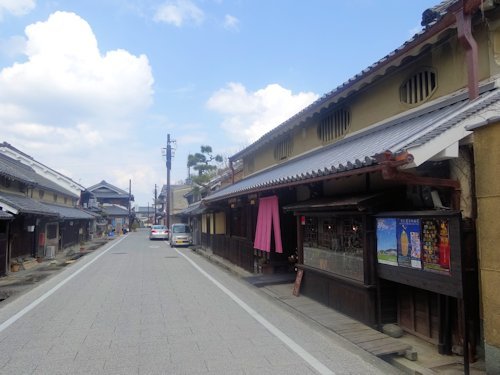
[149, 225, 169, 240]
[169, 223, 193, 247]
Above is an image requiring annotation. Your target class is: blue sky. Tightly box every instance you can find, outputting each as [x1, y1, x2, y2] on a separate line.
[0, 0, 440, 206]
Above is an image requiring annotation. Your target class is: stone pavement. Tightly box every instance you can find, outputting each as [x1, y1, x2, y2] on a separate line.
[0, 231, 402, 374]
[191, 246, 487, 375]
[0, 236, 487, 374]
[0, 237, 113, 308]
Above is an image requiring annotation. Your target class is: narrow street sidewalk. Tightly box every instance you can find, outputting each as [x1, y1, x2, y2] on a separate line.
[191, 246, 486, 375]
[0, 236, 113, 307]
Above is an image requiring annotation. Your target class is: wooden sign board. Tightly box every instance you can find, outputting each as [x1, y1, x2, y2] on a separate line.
[292, 269, 304, 296]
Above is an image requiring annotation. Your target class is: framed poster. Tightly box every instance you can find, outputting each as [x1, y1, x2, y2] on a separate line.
[376, 211, 460, 298]
[422, 218, 450, 274]
[396, 218, 421, 269]
[376, 218, 397, 266]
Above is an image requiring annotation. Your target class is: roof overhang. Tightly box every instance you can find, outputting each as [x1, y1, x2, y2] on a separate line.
[283, 193, 383, 214]
[0, 193, 58, 216]
[404, 125, 468, 168]
[43, 204, 95, 220]
[229, 1, 486, 162]
[206, 84, 500, 203]
[0, 201, 18, 215]
[0, 209, 14, 219]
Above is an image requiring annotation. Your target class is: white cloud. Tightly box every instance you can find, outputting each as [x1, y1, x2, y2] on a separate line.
[223, 14, 239, 31]
[0, 11, 156, 203]
[0, 11, 153, 123]
[154, 0, 204, 27]
[0, 0, 35, 19]
[206, 82, 319, 143]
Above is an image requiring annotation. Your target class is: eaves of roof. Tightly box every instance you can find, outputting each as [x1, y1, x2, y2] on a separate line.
[0, 142, 86, 192]
[0, 210, 13, 220]
[283, 193, 383, 212]
[205, 84, 500, 203]
[102, 205, 129, 216]
[0, 153, 78, 198]
[93, 193, 130, 199]
[0, 154, 37, 185]
[178, 201, 206, 216]
[0, 192, 58, 216]
[43, 204, 95, 220]
[88, 180, 130, 196]
[229, 0, 483, 162]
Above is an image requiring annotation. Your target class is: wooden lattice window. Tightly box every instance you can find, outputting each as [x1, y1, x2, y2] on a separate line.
[400, 69, 437, 105]
[274, 137, 293, 161]
[318, 108, 351, 143]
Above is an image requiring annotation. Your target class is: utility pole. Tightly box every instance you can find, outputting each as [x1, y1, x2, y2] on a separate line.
[154, 184, 157, 225]
[166, 134, 172, 229]
[128, 179, 131, 229]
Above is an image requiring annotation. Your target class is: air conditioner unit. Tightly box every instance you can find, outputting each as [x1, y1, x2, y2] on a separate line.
[45, 246, 56, 259]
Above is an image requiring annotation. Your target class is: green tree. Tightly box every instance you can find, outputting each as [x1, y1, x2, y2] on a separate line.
[187, 145, 223, 188]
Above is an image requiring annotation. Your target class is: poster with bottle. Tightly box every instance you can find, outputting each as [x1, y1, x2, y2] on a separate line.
[410, 229, 422, 269]
[422, 218, 451, 273]
[396, 218, 418, 267]
[376, 218, 398, 266]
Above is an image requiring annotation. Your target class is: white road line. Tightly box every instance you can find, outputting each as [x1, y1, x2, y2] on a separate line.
[0, 236, 127, 334]
[175, 248, 335, 375]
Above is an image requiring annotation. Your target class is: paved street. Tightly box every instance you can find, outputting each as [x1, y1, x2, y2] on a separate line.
[0, 230, 400, 375]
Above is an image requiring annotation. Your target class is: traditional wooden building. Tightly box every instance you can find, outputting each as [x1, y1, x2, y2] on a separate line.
[0, 148, 94, 273]
[0, 210, 12, 276]
[158, 184, 191, 227]
[84, 180, 134, 234]
[186, 0, 500, 371]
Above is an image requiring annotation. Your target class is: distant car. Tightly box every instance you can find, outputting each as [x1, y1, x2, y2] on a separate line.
[169, 223, 193, 247]
[149, 225, 169, 240]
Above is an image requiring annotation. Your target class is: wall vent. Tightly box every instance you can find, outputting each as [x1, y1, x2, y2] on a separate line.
[318, 108, 351, 143]
[274, 137, 293, 161]
[400, 69, 437, 105]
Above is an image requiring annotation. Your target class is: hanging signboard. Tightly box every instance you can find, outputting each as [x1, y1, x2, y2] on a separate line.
[375, 211, 462, 298]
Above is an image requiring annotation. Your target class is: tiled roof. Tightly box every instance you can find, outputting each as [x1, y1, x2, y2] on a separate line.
[0, 210, 13, 219]
[0, 192, 58, 216]
[229, 0, 474, 162]
[0, 142, 86, 192]
[102, 204, 129, 216]
[206, 85, 500, 202]
[88, 180, 131, 198]
[43, 204, 95, 220]
[0, 154, 37, 185]
[177, 201, 206, 216]
[0, 153, 78, 198]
